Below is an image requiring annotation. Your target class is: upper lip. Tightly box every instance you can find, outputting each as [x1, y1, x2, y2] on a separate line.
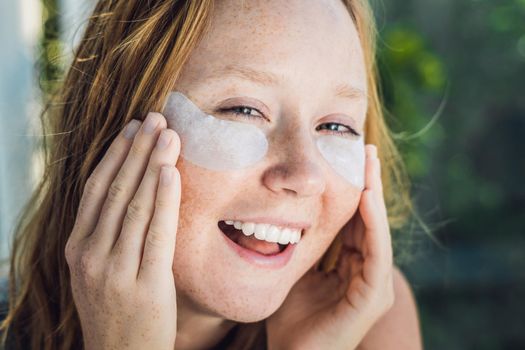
[223, 217, 312, 231]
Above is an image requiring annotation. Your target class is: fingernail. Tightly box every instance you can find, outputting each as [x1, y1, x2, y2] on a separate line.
[156, 129, 172, 150]
[143, 113, 159, 134]
[124, 119, 141, 139]
[160, 166, 173, 186]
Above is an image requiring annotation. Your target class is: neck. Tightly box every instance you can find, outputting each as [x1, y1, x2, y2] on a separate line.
[175, 293, 237, 350]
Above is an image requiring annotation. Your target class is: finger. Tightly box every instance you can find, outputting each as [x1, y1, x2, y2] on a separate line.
[70, 119, 142, 244]
[372, 157, 387, 220]
[370, 155, 391, 249]
[366, 142, 384, 211]
[113, 128, 181, 273]
[366, 143, 378, 159]
[365, 144, 377, 190]
[359, 192, 388, 289]
[373, 157, 383, 194]
[138, 165, 181, 283]
[359, 157, 393, 288]
[362, 148, 386, 233]
[89, 112, 167, 255]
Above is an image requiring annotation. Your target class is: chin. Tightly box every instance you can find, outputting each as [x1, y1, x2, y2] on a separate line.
[177, 272, 293, 323]
[212, 289, 289, 323]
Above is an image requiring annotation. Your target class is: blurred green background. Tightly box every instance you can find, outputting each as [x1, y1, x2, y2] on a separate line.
[370, 0, 525, 349]
[11, 0, 525, 349]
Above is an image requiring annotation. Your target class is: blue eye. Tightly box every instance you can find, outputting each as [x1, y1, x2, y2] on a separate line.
[219, 106, 360, 137]
[219, 106, 263, 119]
[317, 123, 360, 137]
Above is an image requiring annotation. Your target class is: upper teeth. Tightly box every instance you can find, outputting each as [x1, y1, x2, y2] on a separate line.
[225, 220, 302, 245]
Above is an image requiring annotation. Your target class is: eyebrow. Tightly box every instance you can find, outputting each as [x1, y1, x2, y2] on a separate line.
[334, 82, 367, 100]
[209, 65, 280, 86]
[206, 65, 367, 100]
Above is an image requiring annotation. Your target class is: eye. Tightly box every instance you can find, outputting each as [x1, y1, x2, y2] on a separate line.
[217, 106, 360, 137]
[316, 122, 361, 137]
[218, 106, 264, 120]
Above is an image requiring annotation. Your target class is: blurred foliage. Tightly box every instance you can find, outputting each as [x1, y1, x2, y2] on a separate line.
[39, 0, 63, 95]
[379, 25, 447, 180]
[373, 0, 525, 349]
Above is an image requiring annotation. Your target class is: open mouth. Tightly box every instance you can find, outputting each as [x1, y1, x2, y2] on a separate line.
[218, 220, 289, 256]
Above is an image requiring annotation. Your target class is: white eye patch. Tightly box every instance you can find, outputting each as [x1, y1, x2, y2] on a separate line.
[163, 92, 269, 171]
[316, 135, 365, 190]
[162, 92, 365, 189]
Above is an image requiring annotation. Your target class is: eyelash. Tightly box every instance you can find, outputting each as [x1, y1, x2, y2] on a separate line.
[219, 106, 361, 137]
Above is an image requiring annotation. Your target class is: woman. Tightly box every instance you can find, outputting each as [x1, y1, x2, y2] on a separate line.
[0, 0, 422, 349]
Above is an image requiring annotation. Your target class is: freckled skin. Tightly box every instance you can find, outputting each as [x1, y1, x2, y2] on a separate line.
[172, 0, 367, 333]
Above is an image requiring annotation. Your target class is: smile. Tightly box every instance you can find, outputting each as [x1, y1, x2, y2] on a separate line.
[217, 220, 301, 269]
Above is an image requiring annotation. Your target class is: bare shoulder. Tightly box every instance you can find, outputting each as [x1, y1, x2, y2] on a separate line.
[357, 266, 423, 350]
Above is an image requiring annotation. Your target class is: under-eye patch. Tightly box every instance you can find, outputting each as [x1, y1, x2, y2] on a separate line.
[163, 92, 269, 171]
[316, 135, 365, 190]
[162, 92, 364, 190]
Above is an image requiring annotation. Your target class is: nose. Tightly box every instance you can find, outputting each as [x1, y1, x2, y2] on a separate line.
[262, 133, 326, 197]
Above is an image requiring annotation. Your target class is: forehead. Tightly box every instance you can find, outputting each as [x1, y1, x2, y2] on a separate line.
[180, 0, 367, 93]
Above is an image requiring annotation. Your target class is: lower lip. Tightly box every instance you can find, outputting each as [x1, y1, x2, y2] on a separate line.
[219, 227, 298, 270]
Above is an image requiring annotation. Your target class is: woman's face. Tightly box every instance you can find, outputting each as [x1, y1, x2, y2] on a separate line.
[172, 0, 367, 322]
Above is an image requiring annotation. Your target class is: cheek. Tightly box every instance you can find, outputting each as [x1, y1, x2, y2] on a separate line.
[177, 157, 234, 206]
[333, 181, 363, 228]
[175, 156, 250, 236]
[174, 158, 229, 249]
[292, 185, 361, 274]
[323, 188, 361, 245]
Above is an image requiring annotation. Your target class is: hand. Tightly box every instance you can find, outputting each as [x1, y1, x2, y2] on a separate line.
[65, 112, 181, 350]
[266, 144, 394, 350]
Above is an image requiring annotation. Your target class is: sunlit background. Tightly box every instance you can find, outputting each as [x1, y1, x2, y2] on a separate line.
[1, 0, 524, 349]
